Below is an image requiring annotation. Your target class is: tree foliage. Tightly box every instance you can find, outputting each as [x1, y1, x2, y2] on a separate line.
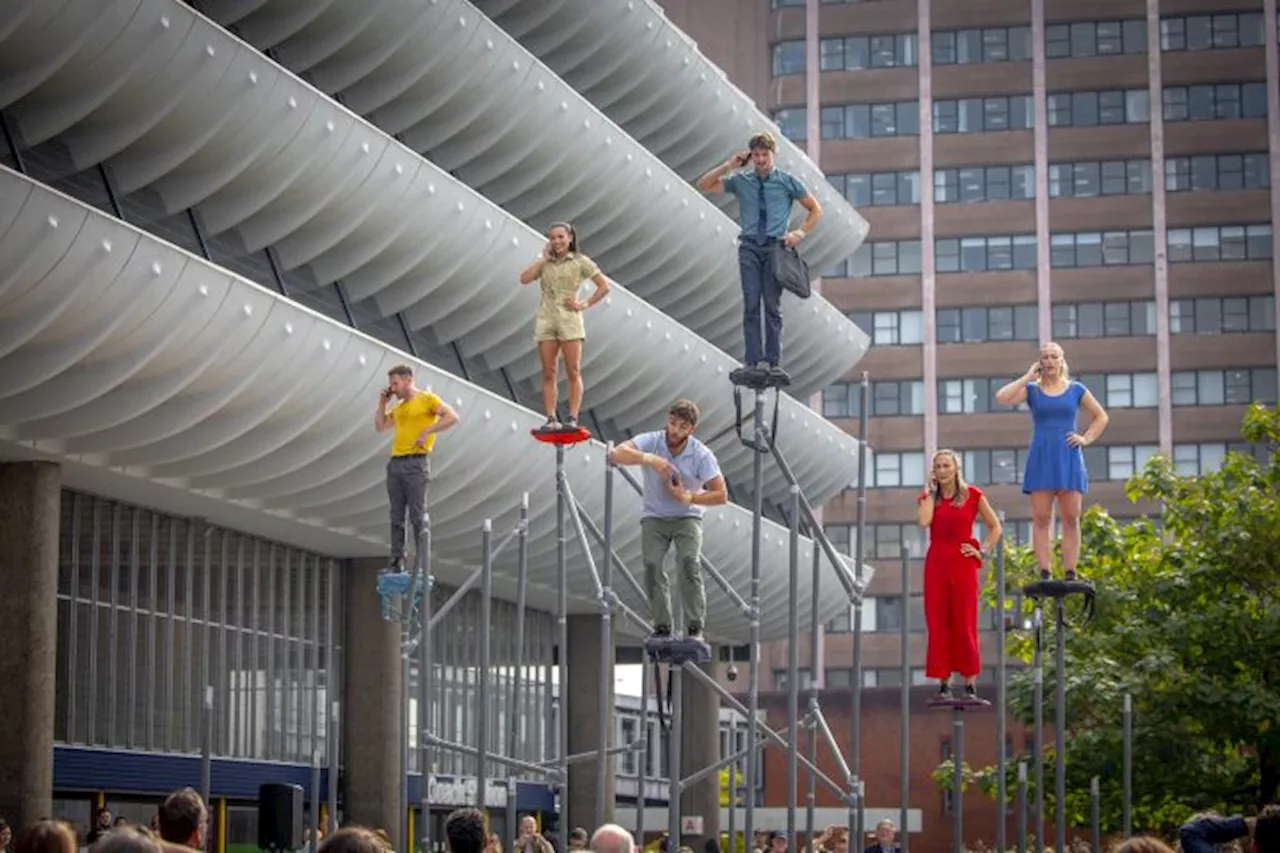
[935, 404, 1280, 836]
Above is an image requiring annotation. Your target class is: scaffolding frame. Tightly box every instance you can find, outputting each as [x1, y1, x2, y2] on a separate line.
[380, 375, 873, 853]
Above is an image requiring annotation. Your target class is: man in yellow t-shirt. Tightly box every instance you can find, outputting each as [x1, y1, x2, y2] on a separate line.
[374, 364, 459, 570]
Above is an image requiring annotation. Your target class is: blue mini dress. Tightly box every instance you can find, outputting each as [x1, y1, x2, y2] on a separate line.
[1022, 380, 1090, 495]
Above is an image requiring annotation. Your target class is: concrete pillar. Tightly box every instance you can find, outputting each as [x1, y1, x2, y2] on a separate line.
[0, 462, 60, 830]
[679, 652, 721, 851]
[344, 558, 404, 847]
[565, 614, 615, 833]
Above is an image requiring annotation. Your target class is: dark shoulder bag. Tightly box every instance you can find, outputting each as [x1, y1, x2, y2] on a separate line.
[771, 241, 812, 299]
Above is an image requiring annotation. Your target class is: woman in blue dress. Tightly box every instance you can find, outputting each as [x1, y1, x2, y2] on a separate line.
[995, 342, 1110, 580]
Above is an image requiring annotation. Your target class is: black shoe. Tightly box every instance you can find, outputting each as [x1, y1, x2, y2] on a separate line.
[767, 364, 791, 386]
[1065, 569, 1078, 581]
[538, 415, 560, 432]
[652, 624, 671, 637]
[686, 622, 702, 638]
[964, 684, 980, 700]
[565, 415, 578, 430]
[1040, 569, 1051, 580]
[386, 556, 405, 572]
[937, 683, 953, 701]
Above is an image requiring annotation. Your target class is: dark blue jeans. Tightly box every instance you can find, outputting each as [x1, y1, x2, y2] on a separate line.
[738, 237, 783, 365]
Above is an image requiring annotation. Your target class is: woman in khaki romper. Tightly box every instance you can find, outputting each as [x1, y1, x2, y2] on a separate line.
[518, 222, 610, 430]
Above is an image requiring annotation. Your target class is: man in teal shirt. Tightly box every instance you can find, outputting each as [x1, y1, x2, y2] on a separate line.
[696, 131, 822, 387]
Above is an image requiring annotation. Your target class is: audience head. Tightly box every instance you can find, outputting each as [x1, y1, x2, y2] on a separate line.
[158, 787, 207, 850]
[319, 827, 387, 853]
[14, 820, 75, 853]
[443, 808, 486, 853]
[1113, 837, 1174, 853]
[569, 829, 589, 851]
[1255, 804, 1280, 853]
[588, 825, 634, 853]
[91, 829, 160, 853]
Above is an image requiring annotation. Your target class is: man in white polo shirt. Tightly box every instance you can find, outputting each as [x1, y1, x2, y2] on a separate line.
[608, 399, 727, 638]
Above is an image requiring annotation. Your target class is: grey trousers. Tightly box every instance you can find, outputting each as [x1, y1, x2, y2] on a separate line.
[387, 454, 430, 565]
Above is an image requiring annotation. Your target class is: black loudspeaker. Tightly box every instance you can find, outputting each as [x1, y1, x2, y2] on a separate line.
[258, 783, 304, 851]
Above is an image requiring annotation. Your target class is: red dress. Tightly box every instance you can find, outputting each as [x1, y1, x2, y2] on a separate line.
[920, 485, 984, 680]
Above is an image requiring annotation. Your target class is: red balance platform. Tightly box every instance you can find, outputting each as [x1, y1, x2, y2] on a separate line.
[530, 425, 592, 445]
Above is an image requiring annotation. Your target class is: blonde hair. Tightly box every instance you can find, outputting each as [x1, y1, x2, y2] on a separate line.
[931, 449, 970, 507]
[1040, 341, 1071, 382]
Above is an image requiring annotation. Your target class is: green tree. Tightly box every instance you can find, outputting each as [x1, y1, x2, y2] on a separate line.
[937, 403, 1280, 837]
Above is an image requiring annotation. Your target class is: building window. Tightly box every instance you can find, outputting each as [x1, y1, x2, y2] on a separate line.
[830, 171, 922, 207]
[934, 96, 1033, 133]
[848, 240, 923, 276]
[813, 33, 918, 71]
[1166, 153, 1271, 192]
[823, 383, 863, 418]
[817, 102, 920, 140]
[1170, 296, 1276, 334]
[1047, 89, 1150, 126]
[935, 165, 1035, 203]
[873, 452, 927, 488]
[1050, 230, 1154, 266]
[772, 41, 807, 75]
[773, 108, 808, 141]
[822, 523, 925, 562]
[938, 377, 1029, 414]
[1160, 12, 1266, 51]
[1171, 369, 1278, 406]
[1045, 20, 1147, 57]
[1163, 83, 1269, 122]
[1082, 444, 1160, 481]
[773, 669, 813, 691]
[936, 305, 1038, 343]
[1173, 443, 1272, 476]
[933, 27, 1032, 64]
[873, 595, 927, 633]
[1049, 159, 1151, 197]
[872, 380, 925, 416]
[961, 449, 1028, 485]
[935, 235, 1037, 272]
[825, 608, 853, 634]
[1167, 224, 1273, 262]
[620, 718, 639, 775]
[1074, 372, 1159, 409]
[824, 668, 854, 688]
[1051, 301, 1156, 338]
[849, 309, 925, 345]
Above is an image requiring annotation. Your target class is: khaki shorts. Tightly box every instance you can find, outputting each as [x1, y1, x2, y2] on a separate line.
[533, 307, 585, 343]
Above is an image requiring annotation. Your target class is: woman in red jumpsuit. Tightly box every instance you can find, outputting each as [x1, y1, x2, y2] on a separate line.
[917, 449, 1004, 701]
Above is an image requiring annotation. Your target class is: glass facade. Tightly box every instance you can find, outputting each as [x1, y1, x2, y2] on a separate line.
[55, 490, 342, 762]
[53, 489, 557, 776]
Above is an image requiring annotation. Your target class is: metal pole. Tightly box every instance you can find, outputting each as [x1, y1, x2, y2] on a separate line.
[728, 713, 738, 852]
[805, 542, 820, 853]
[638, 655, 650, 845]
[477, 520, 493, 809]
[787, 486, 801, 847]
[1016, 762, 1027, 853]
[598, 444, 617, 829]
[899, 545, 910, 853]
[329, 701, 339, 833]
[556, 445, 570, 853]
[995, 515, 1008, 853]
[508, 495, 529, 846]
[669, 663, 684, 853]
[1033, 603, 1045, 853]
[952, 711, 963, 853]
[1055, 600, 1066, 853]
[1122, 693, 1132, 838]
[744, 389, 765, 849]
[311, 750, 322, 850]
[402, 643, 411, 853]
[201, 686, 213, 809]
[420, 512, 434, 853]
[1090, 777, 1100, 853]
[849, 371, 869, 845]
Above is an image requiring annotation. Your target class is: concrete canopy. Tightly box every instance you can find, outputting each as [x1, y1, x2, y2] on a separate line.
[0, 168, 868, 642]
[194, 0, 868, 401]
[0, 0, 869, 512]
[471, 0, 870, 264]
